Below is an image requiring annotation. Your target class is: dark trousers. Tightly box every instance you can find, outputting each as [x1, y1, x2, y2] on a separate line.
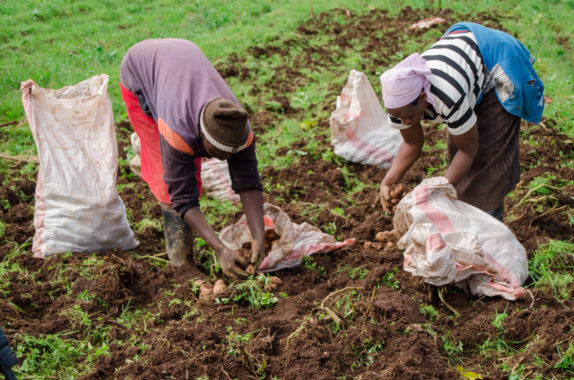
[447, 90, 521, 212]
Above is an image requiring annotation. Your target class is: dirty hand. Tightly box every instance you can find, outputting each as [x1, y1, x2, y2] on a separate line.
[380, 183, 404, 214]
[250, 238, 266, 268]
[380, 184, 393, 213]
[215, 246, 247, 279]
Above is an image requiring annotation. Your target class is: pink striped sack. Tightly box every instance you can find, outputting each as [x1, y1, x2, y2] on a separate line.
[21, 75, 138, 258]
[330, 70, 402, 168]
[129, 137, 238, 204]
[201, 158, 240, 204]
[219, 203, 354, 272]
[393, 177, 528, 300]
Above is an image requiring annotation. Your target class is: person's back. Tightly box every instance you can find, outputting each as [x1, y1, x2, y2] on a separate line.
[421, 29, 486, 135]
[119, 38, 265, 276]
[120, 38, 241, 152]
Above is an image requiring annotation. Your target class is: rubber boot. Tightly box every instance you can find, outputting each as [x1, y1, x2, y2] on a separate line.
[0, 326, 18, 380]
[160, 205, 193, 267]
[486, 205, 504, 222]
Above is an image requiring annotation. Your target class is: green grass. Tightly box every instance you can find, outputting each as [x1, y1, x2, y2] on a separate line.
[228, 274, 279, 310]
[0, 241, 31, 296]
[528, 240, 574, 302]
[1, 0, 573, 159]
[14, 331, 110, 379]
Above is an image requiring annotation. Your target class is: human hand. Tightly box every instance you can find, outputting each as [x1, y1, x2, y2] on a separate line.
[250, 238, 266, 268]
[215, 246, 248, 279]
[380, 183, 404, 214]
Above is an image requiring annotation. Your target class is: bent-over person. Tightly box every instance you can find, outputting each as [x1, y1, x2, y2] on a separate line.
[379, 22, 544, 221]
[120, 38, 265, 278]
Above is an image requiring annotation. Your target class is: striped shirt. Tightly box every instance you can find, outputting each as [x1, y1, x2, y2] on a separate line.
[389, 31, 486, 135]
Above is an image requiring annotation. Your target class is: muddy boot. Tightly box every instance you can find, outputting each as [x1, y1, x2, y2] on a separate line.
[161, 205, 193, 267]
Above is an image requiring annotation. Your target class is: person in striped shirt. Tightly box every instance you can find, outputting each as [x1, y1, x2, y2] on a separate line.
[379, 22, 544, 221]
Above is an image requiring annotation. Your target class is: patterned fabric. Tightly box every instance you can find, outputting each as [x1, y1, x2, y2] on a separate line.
[445, 22, 544, 123]
[446, 91, 521, 211]
[389, 31, 486, 135]
[379, 53, 435, 109]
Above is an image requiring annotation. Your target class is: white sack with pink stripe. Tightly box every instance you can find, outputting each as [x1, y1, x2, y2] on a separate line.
[219, 203, 354, 272]
[393, 177, 528, 300]
[201, 158, 240, 204]
[330, 70, 402, 168]
[21, 75, 138, 258]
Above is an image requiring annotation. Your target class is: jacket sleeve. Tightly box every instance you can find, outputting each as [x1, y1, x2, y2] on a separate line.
[159, 135, 201, 216]
[227, 136, 263, 193]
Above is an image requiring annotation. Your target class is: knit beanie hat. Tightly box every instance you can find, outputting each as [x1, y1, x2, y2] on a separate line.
[200, 98, 250, 153]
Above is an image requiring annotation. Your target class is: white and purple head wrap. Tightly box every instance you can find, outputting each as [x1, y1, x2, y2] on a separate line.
[379, 53, 435, 109]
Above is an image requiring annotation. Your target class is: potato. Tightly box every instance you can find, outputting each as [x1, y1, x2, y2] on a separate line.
[389, 184, 404, 199]
[239, 228, 280, 274]
[264, 282, 278, 291]
[199, 283, 214, 300]
[213, 279, 227, 296]
[374, 231, 387, 242]
[375, 230, 396, 242]
[269, 276, 282, 285]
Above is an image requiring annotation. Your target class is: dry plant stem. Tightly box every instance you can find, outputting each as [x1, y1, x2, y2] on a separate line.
[437, 287, 460, 317]
[139, 255, 169, 263]
[239, 347, 256, 373]
[525, 195, 558, 204]
[320, 287, 364, 326]
[0, 154, 39, 163]
[526, 290, 535, 310]
[508, 204, 564, 223]
[372, 193, 381, 208]
[285, 319, 310, 351]
[111, 254, 127, 265]
[517, 184, 562, 206]
[365, 287, 377, 316]
[536, 204, 566, 219]
[220, 365, 232, 380]
[507, 212, 528, 224]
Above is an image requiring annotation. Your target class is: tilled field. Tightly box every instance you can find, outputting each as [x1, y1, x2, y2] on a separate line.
[1, 7, 573, 379]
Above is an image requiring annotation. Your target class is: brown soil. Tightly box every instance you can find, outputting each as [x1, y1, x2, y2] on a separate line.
[1, 7, 573, 380]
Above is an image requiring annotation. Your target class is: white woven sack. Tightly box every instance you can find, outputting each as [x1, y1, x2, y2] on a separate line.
[219, 203, 354, 272]
[21, 75, 138, 258]
[201, 158, 240, 204]
[330, 69, 402, 168]
[393, 177, 528, 300]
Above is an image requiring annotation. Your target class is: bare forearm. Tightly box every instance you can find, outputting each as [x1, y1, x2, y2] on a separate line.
[445, 125, 479, 186]
[239, 189, 265, 244]
[382, 140, 422, 185]
[183, 207, 224, 251]
[444, 150, 474, 186]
